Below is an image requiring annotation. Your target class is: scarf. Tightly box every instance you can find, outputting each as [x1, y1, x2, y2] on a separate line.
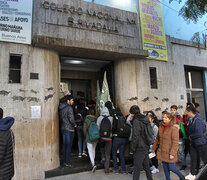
[161, 121, 171, 133]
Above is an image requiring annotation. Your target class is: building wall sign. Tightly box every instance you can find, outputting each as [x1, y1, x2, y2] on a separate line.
[0, 0, 33, 44]
[139, 0, 168, 61]
[41, 1, 136, 36]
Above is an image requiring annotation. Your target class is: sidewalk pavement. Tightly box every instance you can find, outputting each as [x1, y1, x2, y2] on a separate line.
[45, 164, 190, 180]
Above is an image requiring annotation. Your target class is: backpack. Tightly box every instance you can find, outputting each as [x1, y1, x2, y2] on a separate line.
[116, 115, 131, 138]
[86, 118, 100, 142]
[142, 120, 154, 146]
[100, 116, 111, 138]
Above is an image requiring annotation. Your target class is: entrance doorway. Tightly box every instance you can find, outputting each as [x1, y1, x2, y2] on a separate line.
[185, 68, 206, 119]
[59, 57, 114, 168]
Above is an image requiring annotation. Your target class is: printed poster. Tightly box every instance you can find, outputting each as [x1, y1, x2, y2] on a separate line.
[139, 0, 168, 61]
[0, 0, 33, 44]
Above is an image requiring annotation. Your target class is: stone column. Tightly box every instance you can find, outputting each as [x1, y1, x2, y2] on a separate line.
[114, 59, 138, 116]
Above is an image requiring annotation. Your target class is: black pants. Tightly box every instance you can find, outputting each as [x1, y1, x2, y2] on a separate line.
[133, 149, 153, 180]
[100, 139, 112, 173]
[190, 143, 207, 175]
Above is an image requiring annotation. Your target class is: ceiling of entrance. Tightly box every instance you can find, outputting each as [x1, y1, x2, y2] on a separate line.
[60, 57, 111, 72]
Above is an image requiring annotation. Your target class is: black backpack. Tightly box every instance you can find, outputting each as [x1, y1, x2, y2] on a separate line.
[100, 116, 111, 138]
[116, 115, 131, 138]
[142, 119, 154, 146]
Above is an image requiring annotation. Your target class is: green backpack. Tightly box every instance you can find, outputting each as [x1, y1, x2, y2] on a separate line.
[86, 118, 100, 142]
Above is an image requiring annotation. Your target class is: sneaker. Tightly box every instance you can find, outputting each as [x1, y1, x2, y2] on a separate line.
[63, 163, 72, 167]
[150, 165, 156, 171]
[151, 168, 159, 174]
[78, 153, 82, 158]
[92, 165, 96, 173]
[180, 165, 187, 170]
[185, 173, 196, 180]
[113, 170, 119, 174]
[82, 152, 88, 157]
[121, 171, 127, 174]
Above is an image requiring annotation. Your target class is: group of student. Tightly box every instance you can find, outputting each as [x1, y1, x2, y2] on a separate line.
[59, 94, 207, 180]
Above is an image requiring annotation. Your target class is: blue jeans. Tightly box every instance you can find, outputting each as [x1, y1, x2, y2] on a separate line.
[76, 126, 86, 153]
[162, 162, 183, 180]
[112, 137, 126, 172]
[62, 130, 74, 164]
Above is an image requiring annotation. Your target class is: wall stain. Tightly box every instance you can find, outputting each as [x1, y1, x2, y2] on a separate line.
[19, 89, 26, 92]
[142, 97, 149, 102]
[31, 89, 39, 94]
[47, 87, 53, 91]
[45, 93, 55, 102]
[128, 97, 138, 101]
[155, 107, 161, 111]
[178, 105, 183, 109]
[162, 98, 169, 102]
[164, 108, 168, 111]
[27, 97, 39, 102]
[12, 96, 25, 101]
[0, 90, 10, 96]
[154, 97, 158, 100]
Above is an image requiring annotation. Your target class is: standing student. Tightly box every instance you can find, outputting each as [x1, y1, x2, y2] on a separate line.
[75, 103, 87, 158]
[170, 105, 187, 162]
[112, 108, 128, 174]
[59, 95, 76, 167]
[83, 108, 98, 173]
[147, 112, 159, 174]
[152, 112, 185, 180]
[0, 108, 15, 180]
[97, 106, 113, 174]
[130, 105, 153, 180]
[185, 106, 207, 180]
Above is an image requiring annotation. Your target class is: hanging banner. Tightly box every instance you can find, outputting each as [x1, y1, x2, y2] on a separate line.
[0, 0, 33, 44]
[139, 0, 168, 61]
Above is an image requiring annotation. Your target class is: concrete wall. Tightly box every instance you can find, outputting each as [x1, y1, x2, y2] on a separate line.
[115, 37, 207, 118]
[0, 42, 60, 180]
[32, 0, 147, 60]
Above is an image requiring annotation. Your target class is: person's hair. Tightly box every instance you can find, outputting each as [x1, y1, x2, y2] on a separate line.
[162, 111, 174, 121]
[162, 110, 167, 114]
[186, 106, 197, 114]
[87, 108, 95, 115]
[147, 111, 159, 126]
[129, 105, 140, 114]
[105, 101, 113, 110]
[186, 102, 195, 108]
[170, 105, 178, 110]
[65, 95, 74, 101]
[194, 103, 200, 108]
[0, 108, 3, 119]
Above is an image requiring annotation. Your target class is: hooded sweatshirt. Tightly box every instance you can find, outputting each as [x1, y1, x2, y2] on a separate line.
[97, 107, 113, 141]
[59, 102, 76, 132]
[130, 113, 151, 152]
[0, 117, 15, 180]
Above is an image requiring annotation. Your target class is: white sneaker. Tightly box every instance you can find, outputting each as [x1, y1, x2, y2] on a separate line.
[185, 173, 196, 180]
[150, 165, 155, 171]
[151, 168, 159, 174]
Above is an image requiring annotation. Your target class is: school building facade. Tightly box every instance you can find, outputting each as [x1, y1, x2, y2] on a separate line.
[0, 0, 207, 179]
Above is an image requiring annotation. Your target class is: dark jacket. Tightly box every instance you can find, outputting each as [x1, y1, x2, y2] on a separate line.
[59, 102, 76, 132]
[130, 113, 150, 152]
[188, 114, 207, 146]
[0, 117, 15, 180]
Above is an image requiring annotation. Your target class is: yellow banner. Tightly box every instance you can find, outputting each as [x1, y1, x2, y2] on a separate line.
[139, 0, 168, 61]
